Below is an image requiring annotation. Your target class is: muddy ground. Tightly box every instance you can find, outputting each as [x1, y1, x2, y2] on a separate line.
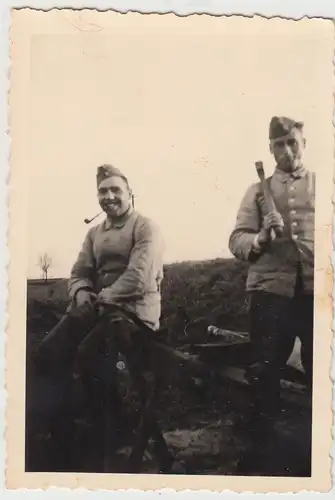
[25, 322, 312, 477]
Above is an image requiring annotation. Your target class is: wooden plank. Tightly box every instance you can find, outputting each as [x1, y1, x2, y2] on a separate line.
[152, 344, 310, 407]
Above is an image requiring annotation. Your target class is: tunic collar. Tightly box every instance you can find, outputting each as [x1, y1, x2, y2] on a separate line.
[273, 164, 307, 182]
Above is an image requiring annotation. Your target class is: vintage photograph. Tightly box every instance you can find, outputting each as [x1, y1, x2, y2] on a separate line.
[6, 10, 334, 492]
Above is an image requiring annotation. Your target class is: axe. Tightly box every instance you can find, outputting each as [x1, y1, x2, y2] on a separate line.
[255, 161, 283, 238]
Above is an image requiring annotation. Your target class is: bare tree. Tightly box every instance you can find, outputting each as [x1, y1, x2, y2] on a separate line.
[38, 253, 52, 283]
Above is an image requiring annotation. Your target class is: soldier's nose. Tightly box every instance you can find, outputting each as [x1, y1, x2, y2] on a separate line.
[284, 144, 293, 155]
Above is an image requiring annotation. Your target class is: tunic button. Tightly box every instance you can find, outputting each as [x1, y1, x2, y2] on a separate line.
[292, 234, 298, 240]
[291, 221, 298, 227]
[290, 209, 296, 215]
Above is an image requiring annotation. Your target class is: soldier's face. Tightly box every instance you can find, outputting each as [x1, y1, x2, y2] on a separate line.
[270, 128, 306, 172]
[98, 176, 132, 217]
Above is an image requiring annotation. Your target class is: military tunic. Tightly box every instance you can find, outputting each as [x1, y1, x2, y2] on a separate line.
[229, 166, 315, 295]
[68, 209, 164, 330]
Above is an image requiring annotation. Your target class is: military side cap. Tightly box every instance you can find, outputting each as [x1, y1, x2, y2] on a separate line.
[96, 164, 128, 187]
[269, 116, 304, 140]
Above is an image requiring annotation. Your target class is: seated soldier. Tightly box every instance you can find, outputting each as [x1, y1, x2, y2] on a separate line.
[70, 163, 164, 331]
[38, 163, 165, 355]
[36, 164, 166, 472]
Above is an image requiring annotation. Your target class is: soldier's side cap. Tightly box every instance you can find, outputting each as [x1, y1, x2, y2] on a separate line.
[96, 164, 129, 187]
[269, 116, 304, 140]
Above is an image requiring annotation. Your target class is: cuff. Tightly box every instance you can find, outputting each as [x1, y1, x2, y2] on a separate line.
[68, 281, 93, 300]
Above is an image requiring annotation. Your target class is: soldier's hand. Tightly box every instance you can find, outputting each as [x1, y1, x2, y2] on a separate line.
[262, 211, 284, 232]
[97, 287, 110, 304]
[257, 211, 284, 246]
[257, 226, 274, 246]
[75, 289, 96, 313]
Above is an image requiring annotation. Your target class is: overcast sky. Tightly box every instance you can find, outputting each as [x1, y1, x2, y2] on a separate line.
[23, 14, 332, 278]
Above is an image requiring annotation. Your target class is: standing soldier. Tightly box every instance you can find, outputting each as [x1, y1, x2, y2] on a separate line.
[228, 117, 315, 452]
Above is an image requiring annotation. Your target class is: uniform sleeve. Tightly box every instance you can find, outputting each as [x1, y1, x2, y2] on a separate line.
[228, 183, 262, 262]
[100, 219, 164, 302]
[68, 229, 96, 299]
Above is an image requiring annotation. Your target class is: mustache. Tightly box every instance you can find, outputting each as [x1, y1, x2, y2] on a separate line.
[280, 152, 294, 159]
[280, 156, 294, 164]
[102, 200, 121, 206]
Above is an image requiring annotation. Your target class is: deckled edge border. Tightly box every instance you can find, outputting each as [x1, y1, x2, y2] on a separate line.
[2, 6, 335, 496]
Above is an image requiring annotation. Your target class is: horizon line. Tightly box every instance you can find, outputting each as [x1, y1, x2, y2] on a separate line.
[27, 256, 238, 280]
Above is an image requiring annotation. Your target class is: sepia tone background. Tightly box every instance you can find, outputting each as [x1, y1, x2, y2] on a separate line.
[24, 11, 332, 278]
[7, 10, 334, 491]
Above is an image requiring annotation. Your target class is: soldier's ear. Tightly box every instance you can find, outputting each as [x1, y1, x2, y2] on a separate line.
[269, 141, 274, 155]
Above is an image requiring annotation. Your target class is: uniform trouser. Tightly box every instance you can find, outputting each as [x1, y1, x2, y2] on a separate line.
[32, 308, 116, 470]
[71, 311, 168, 472]
[33, 306, 157, 470]
[248, 273, 314, 422]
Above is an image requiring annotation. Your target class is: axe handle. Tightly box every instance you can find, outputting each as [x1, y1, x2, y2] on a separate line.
[255, 161, 283, 238]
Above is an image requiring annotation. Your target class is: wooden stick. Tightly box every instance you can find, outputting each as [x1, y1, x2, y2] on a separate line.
[255, 161, 283, 238]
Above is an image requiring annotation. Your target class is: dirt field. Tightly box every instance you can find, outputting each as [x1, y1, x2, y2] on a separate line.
[25, 258, 312, 476]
